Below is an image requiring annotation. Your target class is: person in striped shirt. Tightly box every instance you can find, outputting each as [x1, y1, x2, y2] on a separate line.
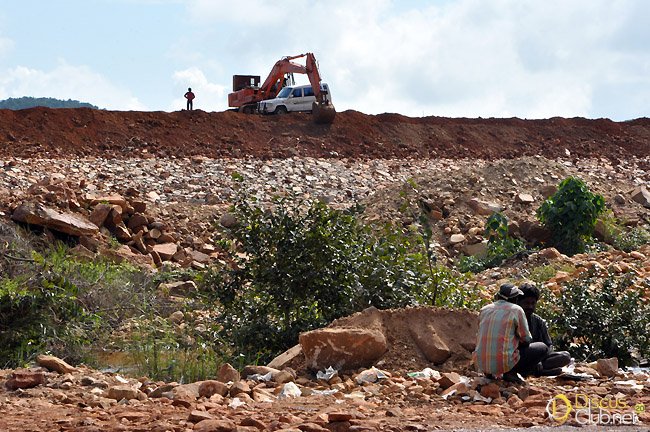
[474, 283, 549, 383]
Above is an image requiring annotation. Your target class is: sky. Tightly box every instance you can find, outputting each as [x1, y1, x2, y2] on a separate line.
[0, 0, 648, 120]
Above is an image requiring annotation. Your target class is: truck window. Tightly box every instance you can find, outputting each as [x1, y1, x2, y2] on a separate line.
[303, 87, 314, 97]
[277, 87, 292, 98]
[292, 88, 303, 97]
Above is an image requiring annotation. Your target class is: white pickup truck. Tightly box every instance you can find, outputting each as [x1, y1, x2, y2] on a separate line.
[258, 83, 332, 115]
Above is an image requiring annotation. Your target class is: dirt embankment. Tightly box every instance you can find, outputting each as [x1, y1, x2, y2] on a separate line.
[0, 107, 648, 161]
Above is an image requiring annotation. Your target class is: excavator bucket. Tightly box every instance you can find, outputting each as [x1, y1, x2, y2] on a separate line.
[312, 101, 336, 124]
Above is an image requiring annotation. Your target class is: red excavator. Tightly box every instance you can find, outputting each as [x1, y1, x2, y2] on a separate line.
[227, 52, 336, 124]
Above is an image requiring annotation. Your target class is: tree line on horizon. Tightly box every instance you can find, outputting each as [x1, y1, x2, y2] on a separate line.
[0, 96, 99, 110]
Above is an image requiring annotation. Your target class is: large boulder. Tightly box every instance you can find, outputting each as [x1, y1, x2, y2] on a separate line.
[299, 328, 387, 371]
[36, 354, 77, 374]
[12, 202, 99, 236]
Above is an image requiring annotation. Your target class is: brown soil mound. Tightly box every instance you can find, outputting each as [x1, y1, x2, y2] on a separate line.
[0, 107, 648, 161]
[329, 306, 478, 373]
[282, 307, 479, 374]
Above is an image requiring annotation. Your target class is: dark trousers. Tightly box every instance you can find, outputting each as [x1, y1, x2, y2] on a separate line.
[187, 100, 193, 110]
[540, 350, 571, 375]
[513, 342, 549, 375]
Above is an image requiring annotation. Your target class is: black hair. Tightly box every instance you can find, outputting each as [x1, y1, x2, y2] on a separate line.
[519, 282, 540, 300]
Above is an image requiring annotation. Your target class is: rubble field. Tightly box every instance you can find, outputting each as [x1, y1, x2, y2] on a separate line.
[0, 108, 649, 431]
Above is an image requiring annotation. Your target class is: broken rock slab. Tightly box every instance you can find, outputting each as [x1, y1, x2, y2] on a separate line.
[408, 324, 451, 364]
[36, 354, 77, 374]
[4, 368, 45, 390]
[631, 186, 650, 208]
[12, 201, 99, 236]
[299, 327, 387, 371]
[468, 198, 503, 216]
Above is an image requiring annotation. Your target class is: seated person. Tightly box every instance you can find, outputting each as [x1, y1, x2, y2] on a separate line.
[474, 283, 549, 383]
[518, 283, 572, 376]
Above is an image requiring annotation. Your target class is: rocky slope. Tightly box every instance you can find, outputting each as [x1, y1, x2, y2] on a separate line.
[1, 108, 649, 431]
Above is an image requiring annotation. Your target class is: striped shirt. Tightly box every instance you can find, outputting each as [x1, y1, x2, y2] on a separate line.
[474, 300, 532, 375]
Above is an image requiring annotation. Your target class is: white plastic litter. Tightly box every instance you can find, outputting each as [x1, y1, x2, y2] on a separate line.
[407, 368, 442, 380]
[278, 382, 302, 399]
[355, 366, 389, 384]
[228, 397, 246, 409]
[316, 366, 338, 381]
[246, 371, 273, 382]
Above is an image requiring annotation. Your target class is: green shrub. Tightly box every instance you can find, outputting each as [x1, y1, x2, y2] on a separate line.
[0, 230, 158, 368]
[458, 212, 526, 273]
[539, 269, 650, 365]
[200, 197, 473, 364]
[0, 252, 98, 367]
[537, 177, 605, 256]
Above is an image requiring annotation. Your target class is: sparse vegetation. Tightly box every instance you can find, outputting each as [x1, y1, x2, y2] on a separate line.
[457, 212, 526, 273]
[613, 226, 650, 252]
[525, 263, 576, 284]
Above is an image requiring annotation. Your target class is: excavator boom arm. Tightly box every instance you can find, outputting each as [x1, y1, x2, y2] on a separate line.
[227, 52, 335, 123]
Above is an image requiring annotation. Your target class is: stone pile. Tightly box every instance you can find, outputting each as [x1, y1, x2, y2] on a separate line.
[1, 155, 649, 267]
[7, 173, 220, 269]
[1, 354, 648, 431]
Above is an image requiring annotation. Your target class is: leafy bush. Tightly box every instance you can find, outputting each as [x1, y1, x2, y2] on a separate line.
[458, 212, 526, 273]
[0, 226, 158, 368]
[0, 251, 99, 367]
[537, 177, 605, 256]
[539, 269, 650, 365]
[200, 197, 474, 364]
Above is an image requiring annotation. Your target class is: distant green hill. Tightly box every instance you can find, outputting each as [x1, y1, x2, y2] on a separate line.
[0, 97, 99, 110]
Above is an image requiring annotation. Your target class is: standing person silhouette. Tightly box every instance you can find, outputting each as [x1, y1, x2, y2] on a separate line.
[184, 87, 195, 110]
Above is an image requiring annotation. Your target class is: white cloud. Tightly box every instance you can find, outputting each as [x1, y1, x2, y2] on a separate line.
[180, 0, 649, 120]
[171, 67, 227, 111]
[0, 61, 147, 110]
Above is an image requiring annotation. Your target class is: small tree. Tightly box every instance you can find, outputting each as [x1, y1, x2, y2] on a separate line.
[536, 177, 605, 255]
[205, 197, 473, 364]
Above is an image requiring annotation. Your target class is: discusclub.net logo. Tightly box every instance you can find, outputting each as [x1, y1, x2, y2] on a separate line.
[546, 392, 644, 426]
